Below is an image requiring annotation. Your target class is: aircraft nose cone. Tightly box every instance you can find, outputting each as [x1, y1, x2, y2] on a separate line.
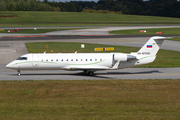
[6, 63, 11, 68]
[6, 62, 15, 69]
[6, 62, 19, 69]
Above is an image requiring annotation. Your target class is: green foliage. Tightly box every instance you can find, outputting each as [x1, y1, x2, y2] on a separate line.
[0, 0, 180, 18]
[0, 0, 6, 11]
[66, 3, 77, 12]
[0, 0, 60, 12]
[82, 9, 122, 14]
[8, 1, 17, 11]
[36, 2, 43, 11]
[27, 0, 36, 11]
[93, 0, 180, 18]
[18, 0, 26, 11]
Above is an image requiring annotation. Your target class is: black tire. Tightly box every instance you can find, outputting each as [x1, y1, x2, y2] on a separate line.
[88, 71, 94, 76]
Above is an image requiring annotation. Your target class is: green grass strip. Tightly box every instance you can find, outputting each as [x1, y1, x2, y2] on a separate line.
[0, 80, 180, 120]
[168, 37, 180, 41]
[110, 27, 180, 35]
[0, 28, 86, 34]
[1, 11, 180, 27]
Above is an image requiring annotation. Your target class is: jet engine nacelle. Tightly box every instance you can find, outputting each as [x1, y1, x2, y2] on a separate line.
[113, 53, 127, 62]
[113, 53, 137, 62]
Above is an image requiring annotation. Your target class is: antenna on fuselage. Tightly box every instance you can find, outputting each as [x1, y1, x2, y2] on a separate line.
[43, 51, 46, 54]
[75, 51, 77, 54]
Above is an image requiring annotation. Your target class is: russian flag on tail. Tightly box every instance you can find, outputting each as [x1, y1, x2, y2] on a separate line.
[147, 45, 152, 48]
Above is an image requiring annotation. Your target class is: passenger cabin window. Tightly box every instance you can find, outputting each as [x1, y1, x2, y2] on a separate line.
[95, 59, 97, 61]
[46, 59, 48, 61]
[61, 59, 63, 61]
[90, 59, 92, 61]
[51, 59, 53, 61]
[76, 59, 78, 61]
[100, 59, 102, 61]
[86, 59, 87, 61]
[66, 59, 68, 61]
[16, 57, 27, 60]
[71, 59, 73, 61]
[56, 59, 58, 61]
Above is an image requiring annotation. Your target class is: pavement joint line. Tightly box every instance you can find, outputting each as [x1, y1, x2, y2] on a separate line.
[132, 73, 180, 75]
[116, 39, 139, 43]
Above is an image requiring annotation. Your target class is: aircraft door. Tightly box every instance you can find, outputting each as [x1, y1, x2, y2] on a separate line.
[32, 54, 39, 67]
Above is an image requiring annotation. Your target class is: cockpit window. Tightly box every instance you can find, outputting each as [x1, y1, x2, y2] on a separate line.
[16, 57, 27, 60]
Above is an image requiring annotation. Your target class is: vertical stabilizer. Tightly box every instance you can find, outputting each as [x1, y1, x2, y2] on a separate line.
[138, 36, 166, 56]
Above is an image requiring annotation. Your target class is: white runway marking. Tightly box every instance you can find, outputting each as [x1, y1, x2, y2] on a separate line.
[0, 49, 16, 53]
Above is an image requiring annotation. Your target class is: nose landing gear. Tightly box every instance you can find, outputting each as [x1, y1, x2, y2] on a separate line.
[17, 70, 21, 76]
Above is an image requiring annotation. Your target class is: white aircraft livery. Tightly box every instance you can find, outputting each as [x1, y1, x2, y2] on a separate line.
[6, 36, 166, 76]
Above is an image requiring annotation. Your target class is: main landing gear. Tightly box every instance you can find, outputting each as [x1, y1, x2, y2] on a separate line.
[88, 71, 94, 76]
[17, 70, 21, 76]
[84, 70, 94, 76]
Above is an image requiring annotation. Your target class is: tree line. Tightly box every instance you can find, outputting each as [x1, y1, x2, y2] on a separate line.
[92, 0, 180, 18]
[0, 0, 61, 12]
[0, 0, 180, 18]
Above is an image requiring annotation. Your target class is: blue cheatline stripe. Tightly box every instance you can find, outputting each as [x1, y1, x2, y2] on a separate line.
[147, 45, 152, 48]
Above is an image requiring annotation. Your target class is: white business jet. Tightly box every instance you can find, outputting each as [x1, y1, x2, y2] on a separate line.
[6, 36, 166, 76]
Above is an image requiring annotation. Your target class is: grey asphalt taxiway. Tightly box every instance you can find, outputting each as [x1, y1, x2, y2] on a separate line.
[0, 25, 180, 80]
[1, 64, 180, 80]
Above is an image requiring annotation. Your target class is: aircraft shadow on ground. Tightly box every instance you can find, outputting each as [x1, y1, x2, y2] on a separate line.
[8, 72, 113, 79]
[105, 70, 162, 75]
[7, 70, 162, 79]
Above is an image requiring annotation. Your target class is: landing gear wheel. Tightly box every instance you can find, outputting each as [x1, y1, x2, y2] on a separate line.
[17, 70, 21, 76]
[88, 71, 94, 76]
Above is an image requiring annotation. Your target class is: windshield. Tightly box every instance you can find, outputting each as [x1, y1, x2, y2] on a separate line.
[16, 57, 27, 60]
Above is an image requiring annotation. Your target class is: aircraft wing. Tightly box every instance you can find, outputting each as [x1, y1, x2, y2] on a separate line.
[64, 60, 120, 71]
[68, 65, 109, 71]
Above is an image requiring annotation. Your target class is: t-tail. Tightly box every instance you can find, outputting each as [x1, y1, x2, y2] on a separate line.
[138, 36, 166, 56]
[132, 36, 166, 66]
